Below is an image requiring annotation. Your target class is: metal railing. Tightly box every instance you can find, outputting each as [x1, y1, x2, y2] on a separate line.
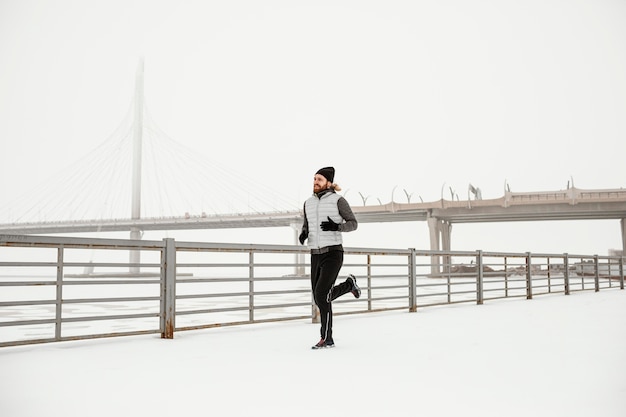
[0, 234, 623, 347]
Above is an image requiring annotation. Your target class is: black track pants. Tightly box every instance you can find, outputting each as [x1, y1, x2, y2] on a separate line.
[310, 250, 352, 340]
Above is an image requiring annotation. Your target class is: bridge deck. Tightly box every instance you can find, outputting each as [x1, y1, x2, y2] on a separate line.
[1, 187, 625, 234]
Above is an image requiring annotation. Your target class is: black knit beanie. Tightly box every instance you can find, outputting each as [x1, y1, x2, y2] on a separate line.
[316, 166, 335, 183]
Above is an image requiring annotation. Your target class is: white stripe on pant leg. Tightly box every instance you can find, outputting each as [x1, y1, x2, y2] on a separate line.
[323, 312, 330, 340]
[324, 289, 332, 340]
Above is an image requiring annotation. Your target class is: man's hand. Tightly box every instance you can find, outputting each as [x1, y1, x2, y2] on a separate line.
[299, 231, 308, 244]
[320, 216, 340, 231]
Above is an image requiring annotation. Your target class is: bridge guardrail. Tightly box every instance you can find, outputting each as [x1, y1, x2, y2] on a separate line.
[0, 234, 623, 347]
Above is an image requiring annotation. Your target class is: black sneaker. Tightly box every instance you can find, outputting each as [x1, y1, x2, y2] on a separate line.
[347, 274, 361, 299]
[311, 338, 335, 349]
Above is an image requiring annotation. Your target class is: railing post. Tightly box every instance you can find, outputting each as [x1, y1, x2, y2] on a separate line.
[367, 254, 372, 312]
[476, 250, 484, 305]
[563, 254, 570, 295]
[312, 254, 319, 322]
[580, 256, 586, 290]
[311, 304, 320, 322]
[619, 256, 624, 290]
[526, 252, 533, 300]
[446, 263, 451, 304]
[593, 255, 600, 292]
[409, 249, 417, 312]
[504, 256, 509, 297]
[249, 251, 254, 322]
[547, 256, 552, 293]
[161, 238, 176, 339]
[55, 245, 64, 341]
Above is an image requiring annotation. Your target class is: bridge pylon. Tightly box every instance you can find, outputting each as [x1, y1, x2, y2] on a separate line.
[427, 215, 452, 276]
[129, 59, 145, 273]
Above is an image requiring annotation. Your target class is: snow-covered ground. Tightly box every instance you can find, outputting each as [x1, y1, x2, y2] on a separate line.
[1, 289, 624, 417]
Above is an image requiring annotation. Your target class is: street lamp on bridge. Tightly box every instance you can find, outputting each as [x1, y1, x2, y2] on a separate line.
[358, 192, 370, 206]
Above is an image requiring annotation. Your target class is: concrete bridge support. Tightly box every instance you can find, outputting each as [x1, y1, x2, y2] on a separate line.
[129, 227, 142, 274]
[621, 218, 626, 255]
[427, 215, 452, 276]
[291, 222, 306, 276]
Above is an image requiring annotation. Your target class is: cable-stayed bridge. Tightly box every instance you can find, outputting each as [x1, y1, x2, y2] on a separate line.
[2, 186, 626, 249]
[1, 61, 625, 255]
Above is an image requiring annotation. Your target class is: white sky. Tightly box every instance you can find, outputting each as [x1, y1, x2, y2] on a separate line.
[1, 289, 624, 417]
[0, 0, 625, 254]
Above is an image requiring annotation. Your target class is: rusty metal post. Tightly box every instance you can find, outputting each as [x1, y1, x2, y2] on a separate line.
[526, 252, 533, 300]
[409, 249, 417, 312]
[161, 238, 176, 339]
[55, 245, 64, 341]
[594, 255, 600, 292]
[311, 253, 319, 322]
[311, 303, 320, 323]
[563, 254, 570, 295]
[619, 256, 624, 290]
[476, 250, 484, 305]
[547, 256, 552, 293]
[367, 254, 372, 311]
[504, 256, 509, 297]
[249, 251, 254, 322]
